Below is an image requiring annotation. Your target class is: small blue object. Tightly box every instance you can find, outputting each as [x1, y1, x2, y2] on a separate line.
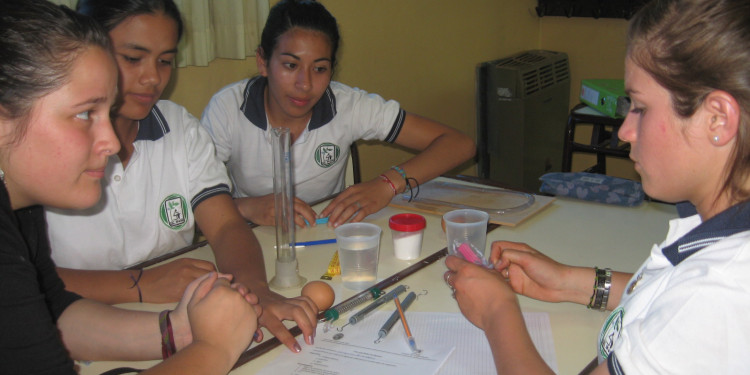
[304, 217, 330, 226]
[295, 238, 337, 247]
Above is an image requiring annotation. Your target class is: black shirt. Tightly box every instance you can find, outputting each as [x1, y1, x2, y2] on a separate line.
[0, 183, 81, 374]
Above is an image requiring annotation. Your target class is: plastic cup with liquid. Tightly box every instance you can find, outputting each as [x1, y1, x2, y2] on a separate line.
[335, 222, 382, 290]
[443, 209, 490, 266]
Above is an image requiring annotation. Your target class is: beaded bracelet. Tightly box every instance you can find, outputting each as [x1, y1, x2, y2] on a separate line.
[390, 165, 407, 181]
[129, 269, 143, 303]
[159, 309, 177, 359]
[587, 267, 612, 311]
[379, 174, 398, 195]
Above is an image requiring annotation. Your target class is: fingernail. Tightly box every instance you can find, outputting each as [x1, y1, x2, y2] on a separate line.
[294, 343, 302, 353]
[253, 332, 260, 341]
[309, 335, 314, 345]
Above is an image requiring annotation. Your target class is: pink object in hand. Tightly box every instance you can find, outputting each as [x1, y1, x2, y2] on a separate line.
[457, 242, 483, 264]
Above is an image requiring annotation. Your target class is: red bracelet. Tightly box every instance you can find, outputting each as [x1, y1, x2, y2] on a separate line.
[159, 309, 177, 359]
[379, 174, 398, 195]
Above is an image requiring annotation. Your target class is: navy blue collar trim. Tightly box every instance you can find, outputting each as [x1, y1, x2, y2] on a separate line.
[135, 105, 170, 141]
[676, 201, 698, 218]
[239, 76, 336, 131]
[607, 351, 625, 375]
[663, 200, 750, 265]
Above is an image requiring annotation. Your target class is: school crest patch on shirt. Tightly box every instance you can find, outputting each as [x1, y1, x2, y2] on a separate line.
[160, 194, 188, 230]
[598, 306, 624, 361]
[314, 142, 340, 168]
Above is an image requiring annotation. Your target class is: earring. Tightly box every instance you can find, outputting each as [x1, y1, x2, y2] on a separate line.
[713, 135, 720, 143]
[0, 166, 4, 184]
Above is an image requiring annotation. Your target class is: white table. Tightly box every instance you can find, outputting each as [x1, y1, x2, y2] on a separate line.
[78, 179, 677, 374]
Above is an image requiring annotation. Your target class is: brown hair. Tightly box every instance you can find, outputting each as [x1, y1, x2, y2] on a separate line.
[627, 0, 750, 203]
[0, 0, 112, 143]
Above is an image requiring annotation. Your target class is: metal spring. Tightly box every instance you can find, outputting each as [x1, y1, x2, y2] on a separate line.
[347, 285, 408, 326]
[322, 287, 382, 322]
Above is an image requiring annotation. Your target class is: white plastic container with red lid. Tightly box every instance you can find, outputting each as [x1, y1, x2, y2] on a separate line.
[388, 213, 426, 260]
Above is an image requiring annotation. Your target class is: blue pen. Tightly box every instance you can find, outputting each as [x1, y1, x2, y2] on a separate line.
[295, 238, 336, 247]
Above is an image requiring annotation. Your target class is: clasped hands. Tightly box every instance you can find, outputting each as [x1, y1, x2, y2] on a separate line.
[165, 268, 320, 354]
[170, 272, 262, 358]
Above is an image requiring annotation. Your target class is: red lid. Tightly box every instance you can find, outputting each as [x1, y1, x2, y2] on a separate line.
[389, 213, 426, 232]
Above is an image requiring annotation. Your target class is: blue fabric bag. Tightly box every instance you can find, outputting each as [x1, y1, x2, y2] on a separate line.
[539, 172, 644, 207]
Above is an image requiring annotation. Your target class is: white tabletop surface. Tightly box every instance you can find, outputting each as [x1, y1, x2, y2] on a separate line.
[78, 178, 677, 374]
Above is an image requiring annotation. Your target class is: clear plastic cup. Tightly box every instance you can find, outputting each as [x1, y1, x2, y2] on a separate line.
[335, 222, 382, 290]
[389, 213, 426, 260]
[443, 209, 490, 266]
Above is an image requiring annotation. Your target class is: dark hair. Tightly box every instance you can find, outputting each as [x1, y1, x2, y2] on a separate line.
[0, 0, 112, 141]
[260, 0, 340, 70]
[77, 0, 184, 41]
[628, 0, 750, 203]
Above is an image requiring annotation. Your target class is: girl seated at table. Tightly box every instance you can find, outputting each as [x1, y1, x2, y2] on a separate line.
[45, 0, 318, 354]
[200, 0, 475, 228]
[444, 0, 750, 373]
[0, 1, 258, 373]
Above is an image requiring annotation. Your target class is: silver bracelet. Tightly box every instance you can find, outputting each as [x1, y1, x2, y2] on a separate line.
[587, 267, 612, 311]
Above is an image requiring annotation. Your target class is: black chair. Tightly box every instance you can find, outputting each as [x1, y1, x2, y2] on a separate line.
[562, 103, 630, 174]
[347, 142, 362, 184]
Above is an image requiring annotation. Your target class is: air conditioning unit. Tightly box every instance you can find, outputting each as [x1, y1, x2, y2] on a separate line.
[476, 50, 570, 191]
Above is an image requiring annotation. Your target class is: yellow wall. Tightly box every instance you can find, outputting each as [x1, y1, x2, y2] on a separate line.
[165, 0, 637, 182]
[540, 16, 637, 180]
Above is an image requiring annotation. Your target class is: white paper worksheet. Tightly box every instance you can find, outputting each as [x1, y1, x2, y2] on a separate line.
[256, 311, 557, 375]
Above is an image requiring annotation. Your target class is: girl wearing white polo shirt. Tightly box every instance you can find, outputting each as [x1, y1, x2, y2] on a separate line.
[201, 0, 476, 228]
[444, 0, 750, 373]
[45, 0, 319, 354]
[0, 1, 257, 373]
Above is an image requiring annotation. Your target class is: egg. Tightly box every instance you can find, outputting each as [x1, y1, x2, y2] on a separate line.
[301, 280, 335, 311]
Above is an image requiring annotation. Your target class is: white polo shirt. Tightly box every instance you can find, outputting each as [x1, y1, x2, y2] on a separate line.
[46, 100, 232, 270]
[598, 202, 750, 374]
[200, 77, 406, 203]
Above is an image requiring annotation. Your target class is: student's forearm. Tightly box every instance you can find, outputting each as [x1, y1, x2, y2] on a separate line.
[57, 267, 141, 304]
[484, 302, 555, 375]
[565, 268, 632, 309]
[140, 341, 236, 375]
[211, 222, 271, 296]
[58, 299, 165, 361]
[391, 118, 475, 191]
[403, 133, 475, 178]
[605, 271, 633, 309]
[195, 195, 272, 296]
[234, 196, 261, 223]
